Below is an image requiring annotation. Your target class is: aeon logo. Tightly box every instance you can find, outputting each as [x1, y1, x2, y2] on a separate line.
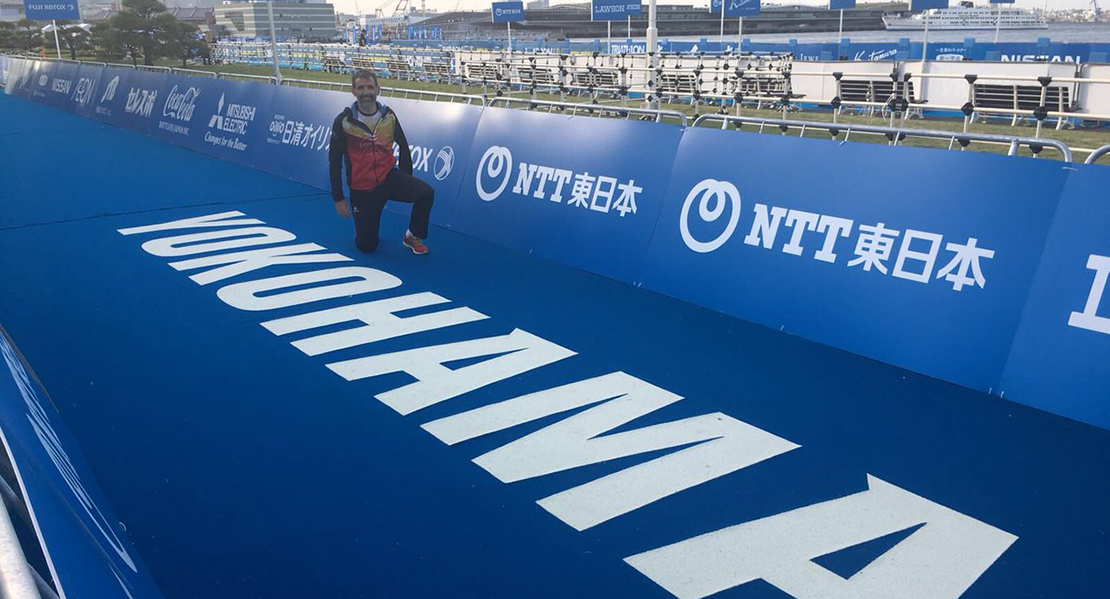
[72, 77, 94, 105]
[679, 179, 741, 253]
[475, 145, 513, 201]
[162, 85, 200, 122]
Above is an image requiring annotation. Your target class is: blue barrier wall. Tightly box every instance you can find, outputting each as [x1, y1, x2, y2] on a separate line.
[636, 127, 1068, 392]
[0, 330, 164, 599]
[4, 57, 1107, 431]
[450, 105, 682, 283]
[999, 164, 1110, 428]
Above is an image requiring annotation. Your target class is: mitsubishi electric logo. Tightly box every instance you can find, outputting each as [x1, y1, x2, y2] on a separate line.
[204, 93, 256, 151]
[207, 93, 256, 135]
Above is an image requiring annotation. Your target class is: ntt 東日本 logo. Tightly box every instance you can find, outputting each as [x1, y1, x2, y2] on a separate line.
[476, 145, 513, 201]
[474, 145, 641, 217]
[680, 179, 741, 253]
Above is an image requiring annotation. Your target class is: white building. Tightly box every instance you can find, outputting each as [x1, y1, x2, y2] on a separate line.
[215, 1, 337, 41]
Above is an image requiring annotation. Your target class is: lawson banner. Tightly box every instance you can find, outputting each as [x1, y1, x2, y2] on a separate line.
[591, 0, 642, 21]
[4, 58, 1109, 431]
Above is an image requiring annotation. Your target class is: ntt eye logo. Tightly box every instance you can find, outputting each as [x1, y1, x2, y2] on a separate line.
[476, 145, 513, 201]
[679, 178, 741, 253]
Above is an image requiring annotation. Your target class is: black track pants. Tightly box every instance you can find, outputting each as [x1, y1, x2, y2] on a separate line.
[349, 170, 435, 253]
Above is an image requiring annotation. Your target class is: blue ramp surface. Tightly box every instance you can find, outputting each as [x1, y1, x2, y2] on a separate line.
[0, 94, 1107, 599]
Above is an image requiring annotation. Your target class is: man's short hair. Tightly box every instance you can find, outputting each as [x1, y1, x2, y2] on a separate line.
[352, 70, 379, 87]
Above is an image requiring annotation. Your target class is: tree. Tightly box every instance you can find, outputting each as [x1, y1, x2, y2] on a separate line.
[91, 21, 136, 64]
[13, 19, 43, 53]
[157, 16, 200, 67]
[54, 21, 92, 60]
[0, 21, 15, 52]
[107, 0, 170, 66]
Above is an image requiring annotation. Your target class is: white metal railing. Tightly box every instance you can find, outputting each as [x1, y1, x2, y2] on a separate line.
[487, 96, 687, 125]
[692, 113, 1073, 162]
[1084, 144, 1110, 165]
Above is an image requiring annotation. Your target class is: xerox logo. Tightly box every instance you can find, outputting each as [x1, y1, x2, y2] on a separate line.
[434, 146, 455, 181]
[680, 179, 741, 253]
[476, 145, 513, 201]
[409, 145, 456, 181]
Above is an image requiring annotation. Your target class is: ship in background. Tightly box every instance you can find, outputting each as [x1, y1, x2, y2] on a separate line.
[883, 1, 1048, 30]
[418, 3, 890, 41]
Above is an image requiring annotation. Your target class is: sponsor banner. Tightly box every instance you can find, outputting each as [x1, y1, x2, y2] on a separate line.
[491, 1, 524, 23]
[114, 69, 174, 136]
[70, 63, 105, 118]
[0, 329, 165, 599]
[185, 78, 276, 168]
[3, 58, 30, 98]
[29, 59, 56, 103]
[88, 66, 134, 125]
[451, 106, 681, 283]
[591, 0, 642, 21]
[637, 127, 1067, 392]
[910, 0, 949, 9]
[253, 84, 350, 191]
[44, 60, 80, 110]
[375, 95, 483, 227]
[1000, 165, 1110, 429]
[149, 74, 213, 150]
[829, 0, 855, 9]
[711, 0, 761, 17]
[23, 0, 79, 19]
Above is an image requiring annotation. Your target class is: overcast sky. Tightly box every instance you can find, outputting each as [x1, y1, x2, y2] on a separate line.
[330, 0, 1097, 17]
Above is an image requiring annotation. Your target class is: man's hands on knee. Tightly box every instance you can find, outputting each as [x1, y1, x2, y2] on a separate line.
[335, 200, 350, 219]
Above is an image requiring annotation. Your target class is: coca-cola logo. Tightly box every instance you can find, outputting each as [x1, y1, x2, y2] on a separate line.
[162, 85, 200, 122]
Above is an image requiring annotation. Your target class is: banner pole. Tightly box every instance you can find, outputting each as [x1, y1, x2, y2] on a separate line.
[738, 17, 742, 51]
[719, 4, 725, 44]
[508, 22, 512, 52]
[266, 1, 281, 83]
[52, 20, 62, 60]
[838, 9, 844, 44]
[994, 4, 1001, 44]
[608, 21, 611, 54]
